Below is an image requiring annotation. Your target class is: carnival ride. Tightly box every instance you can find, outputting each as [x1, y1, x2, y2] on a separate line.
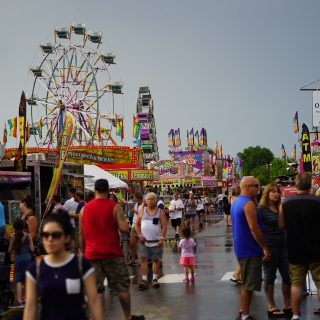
[27, 23, 123, 148]
[135, 86, 159, 166]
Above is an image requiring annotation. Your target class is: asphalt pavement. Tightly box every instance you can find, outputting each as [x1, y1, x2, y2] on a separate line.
[104, 214, 320, 320]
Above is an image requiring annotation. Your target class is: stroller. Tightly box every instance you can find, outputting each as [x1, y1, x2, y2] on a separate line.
[0, 239, 14, 312]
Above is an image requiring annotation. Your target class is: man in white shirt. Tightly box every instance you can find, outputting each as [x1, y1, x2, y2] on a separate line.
[62, 186, 78, 251]
[169, 192, 185, 239]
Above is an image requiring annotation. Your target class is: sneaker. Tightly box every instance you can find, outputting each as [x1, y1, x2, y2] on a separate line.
[131, 316, 145, 320]
[190, 277, 195, 281]
[175, 234, 179, 239]
[8, 300, 24, 309]
[138, 279, 149, 290]
[182, 278, 189, 283]
[152, 279, 160, 288]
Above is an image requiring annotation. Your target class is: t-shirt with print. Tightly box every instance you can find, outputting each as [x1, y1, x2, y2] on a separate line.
[26, 254, 94, 320]
[179, 238, 196, 258]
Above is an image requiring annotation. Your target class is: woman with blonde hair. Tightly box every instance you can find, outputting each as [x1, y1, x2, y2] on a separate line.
[257, 183, 291, 317]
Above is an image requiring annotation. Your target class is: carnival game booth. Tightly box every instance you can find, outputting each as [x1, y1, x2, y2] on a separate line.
[0, 171, 32, 233]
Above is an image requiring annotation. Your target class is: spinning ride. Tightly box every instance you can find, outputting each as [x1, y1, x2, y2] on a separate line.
[27, 23, 123, 148]
[136, 86, 159, 166]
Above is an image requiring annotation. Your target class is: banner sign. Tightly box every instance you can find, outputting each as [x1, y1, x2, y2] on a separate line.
[301, 123, 312, 173]
[202, 180, 214, 186]
[172, 151, 203, 176]
[182, 178, 201, 186]
[131, 170, 153, 181]
[313, 91, 320, 127]
[311, 141, 320, 173]
[160, 178, 181, 185]
[0, 171, 32, 184]
[151, 160, 180, 175]
[109, 170, 129, 181]
[152, 170, 160, 180]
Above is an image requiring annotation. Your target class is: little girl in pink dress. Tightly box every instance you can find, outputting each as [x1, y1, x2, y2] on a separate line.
[179, 226, 196, 282]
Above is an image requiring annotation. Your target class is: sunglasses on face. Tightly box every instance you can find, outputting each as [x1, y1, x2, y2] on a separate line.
[248, 184, 260, 188]
[40, 231, 64, 240]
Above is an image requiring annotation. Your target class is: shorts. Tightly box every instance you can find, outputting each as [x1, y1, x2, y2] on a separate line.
[171, 218, 182, 228]
[71, 227, 76, 240]
[140, 243, 163, 260]
[130, 226, 138, 237]
[238, 256, 262, 291]
[205, 203, 210, 207]
[196, 209, 204, 214]
[185, 214, 195, 220]
[263, 245, 290, 285]
[289, 262, 320, 287]
[90, 257, 130, 292]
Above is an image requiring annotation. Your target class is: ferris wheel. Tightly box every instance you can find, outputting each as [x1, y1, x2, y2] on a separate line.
[136, 86, 159, 166]
[27, 23, 123, 148]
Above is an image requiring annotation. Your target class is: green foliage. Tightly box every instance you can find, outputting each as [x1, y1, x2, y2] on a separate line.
[270, 158, 288, 178]
[237, 146, 275, 177]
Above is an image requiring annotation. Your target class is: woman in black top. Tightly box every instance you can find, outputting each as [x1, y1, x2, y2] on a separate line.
[258, 183, 291, 317]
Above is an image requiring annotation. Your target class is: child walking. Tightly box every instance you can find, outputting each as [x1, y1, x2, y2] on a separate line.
[8, 217, 34, 309]
[178, 226, 196, 283]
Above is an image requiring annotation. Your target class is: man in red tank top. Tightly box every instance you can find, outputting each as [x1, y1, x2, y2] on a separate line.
[79, 179, 144, 320]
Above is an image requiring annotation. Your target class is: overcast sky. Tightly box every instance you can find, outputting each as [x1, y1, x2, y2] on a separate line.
[1, 0, 320, 161]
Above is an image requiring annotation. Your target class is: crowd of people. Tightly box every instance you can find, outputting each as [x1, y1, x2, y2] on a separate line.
[231, 173, 320, 320]
[3, 172, 320, 320]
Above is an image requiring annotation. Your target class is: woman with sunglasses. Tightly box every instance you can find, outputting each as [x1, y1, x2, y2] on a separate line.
[24, 210, 103, 320]
[257, 183, 291, 317]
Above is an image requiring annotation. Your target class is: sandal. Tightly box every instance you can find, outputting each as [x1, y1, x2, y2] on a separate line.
[230, 277, 242, 284]
[314, 306, 320, 313]
[127, 261, 136, 266]
[267, 309, 284, 317]
[283, 308, 292, 315]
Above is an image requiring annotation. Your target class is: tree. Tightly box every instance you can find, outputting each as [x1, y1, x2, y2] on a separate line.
[237, 146, 274, 176]
[251, 165, 270, 186]
[270, 158, 288, 178]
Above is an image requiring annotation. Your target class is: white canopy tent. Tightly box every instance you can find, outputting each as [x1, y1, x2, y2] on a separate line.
[84, 164, 128, 191]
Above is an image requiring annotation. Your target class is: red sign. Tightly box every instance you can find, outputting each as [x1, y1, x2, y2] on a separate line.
[280, 186, 298, 199]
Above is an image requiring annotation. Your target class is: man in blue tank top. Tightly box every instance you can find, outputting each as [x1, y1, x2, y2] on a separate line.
[231, 176, 270, 320]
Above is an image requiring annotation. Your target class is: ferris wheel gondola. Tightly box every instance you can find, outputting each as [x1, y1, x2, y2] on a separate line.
[27, 23, 123, 148]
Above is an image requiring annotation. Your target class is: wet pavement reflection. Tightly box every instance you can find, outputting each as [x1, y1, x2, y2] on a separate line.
[101, 215, 320, 319]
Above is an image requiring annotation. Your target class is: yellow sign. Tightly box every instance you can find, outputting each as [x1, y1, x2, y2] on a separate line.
[109, 170, 129, 181]
[131, 170, 153, 181]
[160, 178, 181, 185]
[152, 170, 160, 180]
[182, 178, 201, 186]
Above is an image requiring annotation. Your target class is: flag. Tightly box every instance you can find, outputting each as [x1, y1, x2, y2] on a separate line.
[281, 144, 286, 159]
[199, 129, 204, 146]
[71, 122, 77, 141]
[87, 117, 93, 135]
[220, 144, 223, 158]
[2, 124, 7, 144]
[44, 112, 76, 216]
[25, 122, 29, 142]
[116, 116, 123, 137]
[168, 129, 174, 147]
[120, 118, 124, 140]
[186, 130, 189, 147]
[97, 119, 101, 141]
[215, 141, 218, 153]
[37, 118, 43, 139]
[195, 130, 199, 145]
[133, 115, 140, 139]
[188, 128, 194, 146]
[293, 112, 299, 133]
[313, 127, 318, 141]
[292, 144, 296, 161]
[7, 117, 17, 138]
[174, 128, 181, 147]
[204, 129, 208, 146]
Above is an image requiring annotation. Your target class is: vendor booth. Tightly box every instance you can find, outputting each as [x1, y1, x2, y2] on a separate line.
[84, 164, 128, 191]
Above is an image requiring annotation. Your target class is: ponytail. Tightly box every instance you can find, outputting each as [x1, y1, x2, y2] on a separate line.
[12, 218, 25, 253]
